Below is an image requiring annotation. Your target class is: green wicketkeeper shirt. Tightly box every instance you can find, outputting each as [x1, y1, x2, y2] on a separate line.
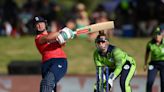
[146, 39, 164, 61]
[93, 45, 136, 78]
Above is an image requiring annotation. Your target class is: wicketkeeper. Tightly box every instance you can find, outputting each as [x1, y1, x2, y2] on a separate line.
[93, 32, 136, 92]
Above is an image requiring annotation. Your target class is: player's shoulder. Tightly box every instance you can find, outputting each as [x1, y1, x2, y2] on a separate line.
[112, 46, 124, 54]
[35, 34, 41, 39]
[93, 50, 101, 58]
[93, 49, 99, 55]
[148, 38, 156, 44]
[146, 39, 156, 48]
[106, 44, 115, 53]
[36, 32, 48, 39]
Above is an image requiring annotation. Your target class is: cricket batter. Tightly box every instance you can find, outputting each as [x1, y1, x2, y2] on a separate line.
[34, 16, 74, 92]
[93, 33, 136, 92]
[144, 25, 164, 92]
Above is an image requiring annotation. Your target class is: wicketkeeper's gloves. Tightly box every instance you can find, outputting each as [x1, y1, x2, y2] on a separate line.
[108, 72, 116, 88]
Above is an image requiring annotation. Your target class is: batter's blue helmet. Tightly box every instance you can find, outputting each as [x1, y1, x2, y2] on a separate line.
[33, 16, 47, 24]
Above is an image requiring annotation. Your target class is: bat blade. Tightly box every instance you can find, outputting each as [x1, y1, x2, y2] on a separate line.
[74, 21, 114, 35]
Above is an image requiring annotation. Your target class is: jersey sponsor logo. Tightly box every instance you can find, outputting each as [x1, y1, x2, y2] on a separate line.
[148, 65, 154, 70]
[123, 64, 130, 70]
[109, 58, 114, 62]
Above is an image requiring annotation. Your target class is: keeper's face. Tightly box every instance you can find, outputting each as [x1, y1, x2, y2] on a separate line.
[96, 36, 108, 51]
[155, 34, 163, 43]
[35, 22, 46, 32]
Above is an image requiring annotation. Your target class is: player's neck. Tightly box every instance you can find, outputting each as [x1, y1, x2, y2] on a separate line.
[102, 48, 108, 54]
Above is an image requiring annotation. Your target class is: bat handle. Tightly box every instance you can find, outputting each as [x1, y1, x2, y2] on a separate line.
[73, 31, 77, 35]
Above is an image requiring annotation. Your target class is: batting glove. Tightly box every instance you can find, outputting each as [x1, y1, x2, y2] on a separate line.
[60, 27, 74, 39]
[57, 27, 74, 44]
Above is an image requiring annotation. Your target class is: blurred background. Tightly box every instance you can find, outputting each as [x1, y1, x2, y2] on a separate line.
[0, 0, 163, 92]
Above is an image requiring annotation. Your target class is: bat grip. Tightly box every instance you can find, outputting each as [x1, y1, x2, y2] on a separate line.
[73, 31, 77, 35]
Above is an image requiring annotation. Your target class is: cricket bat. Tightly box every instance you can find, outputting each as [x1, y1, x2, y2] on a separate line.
[73, 21, 114, 35]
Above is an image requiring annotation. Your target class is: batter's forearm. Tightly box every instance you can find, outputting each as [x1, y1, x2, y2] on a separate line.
[113, 66, 122, 79]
